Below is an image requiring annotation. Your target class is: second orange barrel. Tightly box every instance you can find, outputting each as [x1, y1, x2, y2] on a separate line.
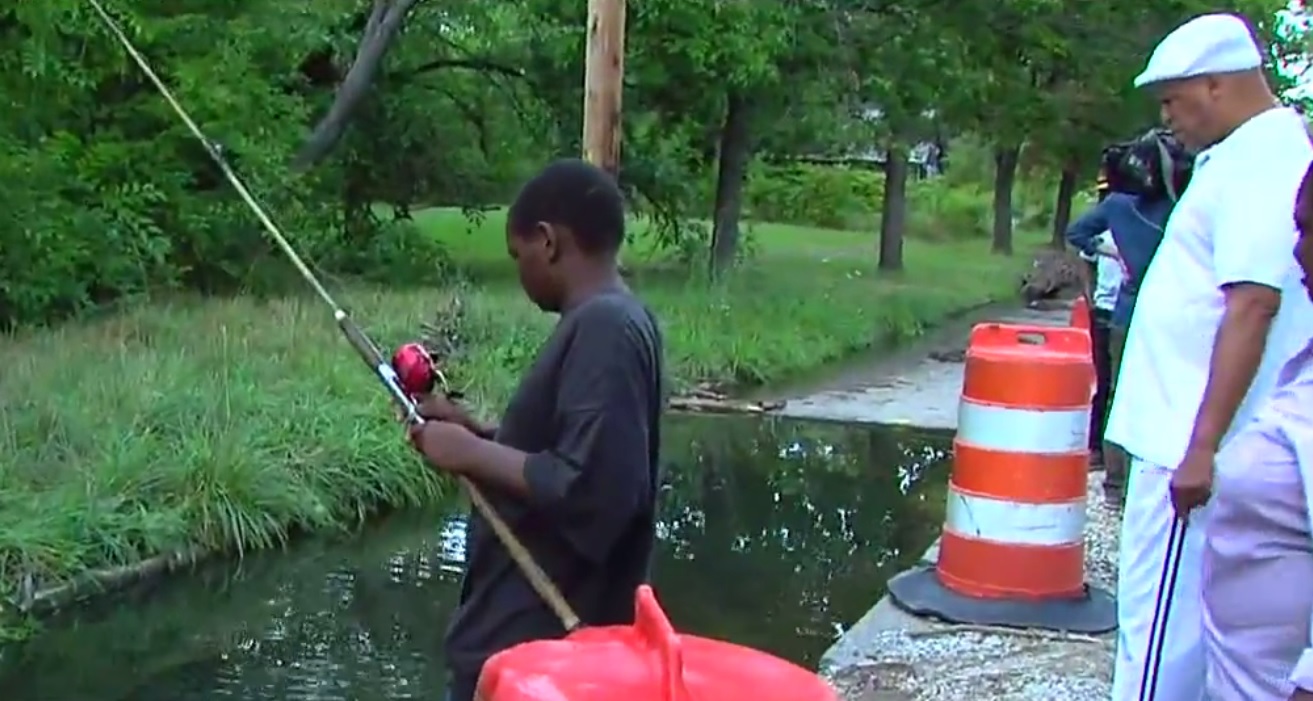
[886, 322, 1116, 634]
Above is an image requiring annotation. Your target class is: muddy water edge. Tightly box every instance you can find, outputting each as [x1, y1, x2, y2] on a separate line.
[0, 415, 952, 701]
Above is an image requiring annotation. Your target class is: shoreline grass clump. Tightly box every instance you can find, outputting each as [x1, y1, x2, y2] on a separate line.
[0, 291, 455, 607]
[0, 209, 1041, 637]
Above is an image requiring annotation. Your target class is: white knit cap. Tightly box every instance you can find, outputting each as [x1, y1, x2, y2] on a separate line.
[1134, 13, 1263, 88]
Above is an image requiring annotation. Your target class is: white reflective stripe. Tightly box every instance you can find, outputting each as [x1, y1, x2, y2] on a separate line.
[945, 488, 1086, 546]
[956, 400, 1089, 454]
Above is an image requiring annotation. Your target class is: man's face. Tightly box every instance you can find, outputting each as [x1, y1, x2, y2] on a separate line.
[506, 222, 562, 312]
[1155, 77, 1223, 151]
[1295, 180, 1313, 302]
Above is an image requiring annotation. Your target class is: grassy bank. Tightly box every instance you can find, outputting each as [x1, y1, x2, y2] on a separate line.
[0, 208, 1040, 632]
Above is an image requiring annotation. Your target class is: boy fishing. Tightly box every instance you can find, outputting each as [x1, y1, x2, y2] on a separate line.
[405, 159, 666, 701]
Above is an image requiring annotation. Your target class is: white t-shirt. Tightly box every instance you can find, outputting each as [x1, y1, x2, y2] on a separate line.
[1092, 232, 1124, 312]
[1105, 107, 1313, 468]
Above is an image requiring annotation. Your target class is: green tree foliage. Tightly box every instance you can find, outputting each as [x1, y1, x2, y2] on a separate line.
[1, 0, 1307, 326]
[0, 1, 539, 326]
[4, 2, 336, 323]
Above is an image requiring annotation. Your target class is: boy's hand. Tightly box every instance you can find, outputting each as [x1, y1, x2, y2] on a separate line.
[416, 392, 473, 427]
[407, 420, 480, 474]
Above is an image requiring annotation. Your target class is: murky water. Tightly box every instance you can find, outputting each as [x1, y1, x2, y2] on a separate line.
[0, 415, 951, 701]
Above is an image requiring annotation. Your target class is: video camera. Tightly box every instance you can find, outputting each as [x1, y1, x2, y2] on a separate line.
[1100, 128, 1194, 203]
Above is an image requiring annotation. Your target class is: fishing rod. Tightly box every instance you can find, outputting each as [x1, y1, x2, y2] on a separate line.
[84, 0, 581, 632]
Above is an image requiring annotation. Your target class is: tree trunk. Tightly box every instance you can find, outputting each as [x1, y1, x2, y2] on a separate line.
[709, 92, 753, 279]
[991, 144, 1020, 255]
[1051, 163, 1078, 247]
[878, 141, 909, 272]
[292, 0, 421, 170]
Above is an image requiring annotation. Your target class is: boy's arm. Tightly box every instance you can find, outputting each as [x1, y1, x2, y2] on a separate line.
[1065, 199, 1113, 258]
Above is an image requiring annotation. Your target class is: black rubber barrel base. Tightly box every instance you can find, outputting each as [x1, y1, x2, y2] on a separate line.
[886, 565, 1117, 635]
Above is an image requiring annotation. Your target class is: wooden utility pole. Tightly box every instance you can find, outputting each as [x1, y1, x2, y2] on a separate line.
[582, 0, 626, 175]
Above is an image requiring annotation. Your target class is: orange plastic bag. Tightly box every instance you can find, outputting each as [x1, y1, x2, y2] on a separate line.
[478, 585, 839, 701]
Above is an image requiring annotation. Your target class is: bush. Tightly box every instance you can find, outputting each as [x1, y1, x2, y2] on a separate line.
[736, 158, 996, 243]
[0, 5, 345, 329]
[743, 163, 882, 230]
[327, 219, 455, 286]
[0, 290, 453, 612]
[906, 178, 992, 241]
[1013, 179, 1059, 232]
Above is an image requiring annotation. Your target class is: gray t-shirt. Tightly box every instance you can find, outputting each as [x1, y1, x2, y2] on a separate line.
[443, 288, 665, 697]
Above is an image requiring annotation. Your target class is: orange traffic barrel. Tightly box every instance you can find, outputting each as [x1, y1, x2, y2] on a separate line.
[1069, 295, 1091, 334]
[885, 323, 1115, 634]
[1068, 295, 1097, 399]
[477, 585, 840, 701]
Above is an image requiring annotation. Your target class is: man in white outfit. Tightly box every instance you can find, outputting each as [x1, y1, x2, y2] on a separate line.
[1107, 13, 1313, 701]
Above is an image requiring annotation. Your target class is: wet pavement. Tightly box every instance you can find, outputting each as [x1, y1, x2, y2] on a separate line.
[774, 304, 1072, 428]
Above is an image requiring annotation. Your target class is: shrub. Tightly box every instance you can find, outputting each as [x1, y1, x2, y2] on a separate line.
[743, 163, 882, 230]
[906, 178, 992, 242]
[328, 219, 455, 286]
[734, 156, 1051, 245]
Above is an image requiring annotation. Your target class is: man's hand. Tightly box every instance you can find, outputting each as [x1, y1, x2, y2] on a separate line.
[407, 420, 481, 474]
[1290, 687, 1313, 701]
[1170, 445, 1214, 515]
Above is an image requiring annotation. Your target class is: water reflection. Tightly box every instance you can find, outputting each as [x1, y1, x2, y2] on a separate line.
[0, 416, 950, 701]
[652, 415, 949, 663]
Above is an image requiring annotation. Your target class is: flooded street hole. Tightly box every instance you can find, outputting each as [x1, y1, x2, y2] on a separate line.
[0, 415, 952, 701]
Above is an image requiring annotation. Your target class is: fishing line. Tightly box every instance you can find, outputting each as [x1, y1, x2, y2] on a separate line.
[84, 0, 581, 631]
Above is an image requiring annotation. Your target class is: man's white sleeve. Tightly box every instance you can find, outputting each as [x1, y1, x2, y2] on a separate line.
[1212, 173, 1301, 291]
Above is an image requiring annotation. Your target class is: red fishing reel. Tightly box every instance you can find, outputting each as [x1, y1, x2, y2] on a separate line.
[391, 342, 460, 399]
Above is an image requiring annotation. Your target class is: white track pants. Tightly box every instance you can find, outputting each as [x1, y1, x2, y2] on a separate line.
[1111, 458, 1208, 701]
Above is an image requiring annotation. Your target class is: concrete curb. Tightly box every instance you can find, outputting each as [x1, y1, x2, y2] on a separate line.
[820, 538, 942, 675]
[820, 470, 1120, 693]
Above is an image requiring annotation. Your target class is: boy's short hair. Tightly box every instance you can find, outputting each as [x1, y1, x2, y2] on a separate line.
[508, 159, 626, 255]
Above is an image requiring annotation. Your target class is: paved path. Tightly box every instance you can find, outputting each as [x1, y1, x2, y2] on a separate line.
[775, 305, 1072, 428]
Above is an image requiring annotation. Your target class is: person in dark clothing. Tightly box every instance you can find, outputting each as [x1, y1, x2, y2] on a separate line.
[406, 159, 666, 701]
[1071, 175, 1119, 470]
[1065, 129, 1185, 504]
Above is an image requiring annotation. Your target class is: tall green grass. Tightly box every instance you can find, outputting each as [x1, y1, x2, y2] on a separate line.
[0, 292, 451, 604]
